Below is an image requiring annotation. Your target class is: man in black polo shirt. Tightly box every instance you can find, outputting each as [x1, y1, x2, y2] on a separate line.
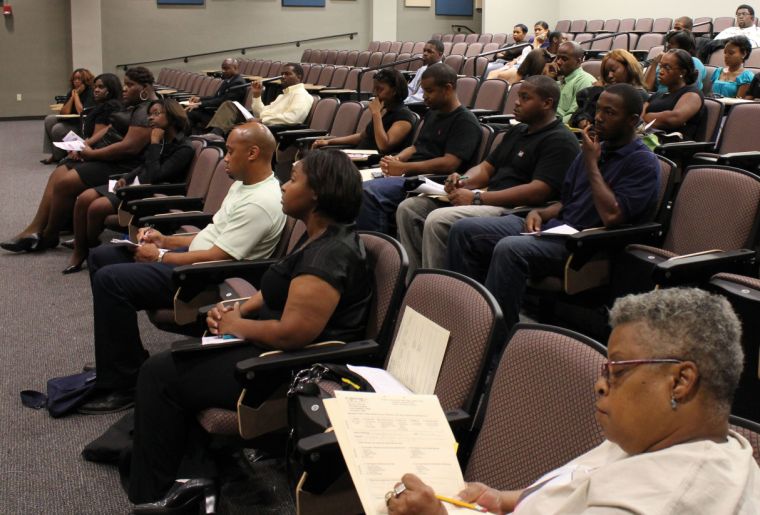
[396, 75, 579, 274]
[185, 58, 248, 130]
[447, 84, 661, 329]
[356, 63, 481, 233]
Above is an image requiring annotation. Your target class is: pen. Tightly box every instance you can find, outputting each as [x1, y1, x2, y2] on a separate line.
[139, 228, 152, 244]
[341, 378, 362, 390]
[444, 176, 469, 183]
[435, 494, 488, 512]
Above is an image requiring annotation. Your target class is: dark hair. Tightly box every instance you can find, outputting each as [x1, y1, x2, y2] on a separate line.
[675, 16, 693, 30]
[285, 62, 304, 80]
[374, 68, 408, 104]
[535, 20, 549, 30]
[523, 75, 561, 110]
[125, 66, 155, 86]
[546, 31, 563, 53]
[426, 39, 445, 55]
[302, 149, 363, 223]
[604, 83, 645, 117]
[517, 49, 547, 79]
[666, 30, 697, 56]
[667, 48, 699, 84]
[149, 98, 190, 135]
[421, 62, 457, 88]
[737, 4, 755, 16]
[514, 24, 529, 34]
[71, 68, 94, 88]
[725, 35, 753, 61]
[93, 73, 123, 103]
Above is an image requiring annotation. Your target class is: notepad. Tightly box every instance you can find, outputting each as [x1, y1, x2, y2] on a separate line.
[109, 238, 140, 247]
[521, 224, 578, 236]
[232, 101, 254, 121]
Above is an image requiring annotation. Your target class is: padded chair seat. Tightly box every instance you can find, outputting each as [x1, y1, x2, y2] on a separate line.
[223, 277, 258, 298]
[691, 152, 719, 163]
[197, 408, 238, 435]
[626, 244, 678, 263]
[712, 272, 760, 290]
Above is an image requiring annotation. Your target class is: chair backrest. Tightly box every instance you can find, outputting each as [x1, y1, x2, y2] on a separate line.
[444, 54, 465, 73]
[250, 60, 264, 76]
[464, 33, 479, 44]
[400, 41, 415, 54]
[465, 42, 484, 57]
[456, 76, 479, 107]
[481, 42, 501, 59]
[653, 155, 678, 226]
[315, 66, 335, 86]
[443, 41, 453, 55]
[502, 81, 521, 114]
[473, 79, 508, 112]
[185, 146, 223, 199]
[477, 33, 493, 44]
[380, 52, 398, 66]
[367, 41, 380, 53]
[358, 232, 409, 345]
[646, 44, 664, 60]
[570, 19, 587, 33]
[581, 59, 602, 79]
[718, 102, 760, 154]
[619, 18, 636, 32]
[652, 17, 673, 32]
[694, 98, 724, 143]
[441, 34, 454, 43]
[707, 49, 724, 66]
[378, 41, 392, 53]
[636, 33, 664, 52]
[747, 48, 760, 68]
[344, 50, 359, 67]
[354, 106, 373, 134]
[334, 50, 348, 66]
[328, 66, 349, 88]
[452, 33, 466, 43]
[300, 49, 312, 63]
[555, 20, 571, 33]
[729, 415, 760, 466]
[328, 101, 363, 137]
[663, 166, 760, 255]
[411, 41, 426, 55]
[462, 56, 489, 78]
[355, 51, 371, 68]
[590, 34, 613, 51]
[603, 19, 620, 32]
[202, 159, 235, 214]
[714, 16, 736, 33]
[305, 65, 322, 85]
[270, 216, 299, 259]
[394, 53, 412, 71]
[463, 324, 606, 490]
[384, 270, 506, 413]
[491, 33, 507, 46]
[635, 17, 654, 32]
[692, 17, 712, 36]
[574, 33, 593, 46]
[323, 50, 337, 65]
[367, 51, 384, 68]
[310, 50, 323, 64]
[431, 33, 442, 41]
[359, 69, 377, 94]
[389, 41, 403, 53]
[450, 42, 468, 56]
[586, 19, 604, 32]
[612, 32, 638, 50]
[343, 67, 362, 91]
[474, 124, 495, 163]
[308, 97, 340, 131]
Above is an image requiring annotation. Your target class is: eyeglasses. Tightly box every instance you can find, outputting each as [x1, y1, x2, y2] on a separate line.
[600, 359, 683, 383]
[736, 11, 752, 17]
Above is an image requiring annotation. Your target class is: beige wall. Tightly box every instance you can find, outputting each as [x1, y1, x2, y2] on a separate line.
[0, 0, 72, 117]
[397, 0, 482, 42]
[556, 1, 738, 22]
[483, 0, 557, 36]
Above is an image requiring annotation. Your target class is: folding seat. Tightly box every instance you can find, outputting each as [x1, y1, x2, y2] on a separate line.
[634, 33, 665, 58]
[714, 16, 736, 33]
[322, 50, 337, 65]
[326, 66, 349, 88]
[300, 49, 312, 63]
[603, 19, 620, 32]
[442, 41, 453, 56]
[443, 54, 465, 73]
[389, 41, 402, 53]
[635, 18, 654, 33]
[313, 66, 335, 88]
[271, 96, 341, 171]
[729, 416, 760, 463]
[379, 52, 398, 67]
[589, 33, 613, 52]
[555, 20, 571, 33]
[574, 33, 593, 46]
[652, 17, 672, 33]
[464, 33, 479, 44]
[481, 42, 500, 59]
[377, 41, 392, 53]
[456, 76, 479, 108]
[470, 79, 508, 115]
[300, 63, 312, 81]
[249, 60, 264, 76]
[155, 68, 169, 86]
[464, 42, 483, 57]
[288, 100, 364, 152]
[747, 48, 760, 68]
[452, 33, 466, 43]
[477, 33, 493, 44]
[586, 19, 604, 32]
[391, 53, 410, 71]
[334, 50, 348, 66]
[461, 56, 488, 78]
[310, 50, 324, 64]
[491, 33, 507, 46]
[367, 41, 380, 53]
[399, 41, 414, 54]
[304, 64, 322, 85]
[563, 33, 575, 41]
[264, 61, 282, 78]
[408, 58, 423, 72]
[708, 275, 760, 421]
[581, 59, 602, 79]
[345, 50, 360, 67]
[358, 69, 377, 97]
[410, 41, 426, 55]
[692, 17, 713, 36]
[646, 44, 664, 61]
[450, 41, 468, 56]
[570, 19, 587, 33]
[502, 81, 521, 115]
[612, 33, 637, 50]
[366, 51, 384, 68]
[619, 18, 636, 32]
[441, 34, 454, 43]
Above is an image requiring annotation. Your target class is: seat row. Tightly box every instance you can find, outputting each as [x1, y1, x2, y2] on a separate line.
[555, 16, 742, 35]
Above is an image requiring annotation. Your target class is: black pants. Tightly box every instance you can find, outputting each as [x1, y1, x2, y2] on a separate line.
[88, 245, 177, 390]
[129, 345, 263, 503]
[187, 108, 214, 131]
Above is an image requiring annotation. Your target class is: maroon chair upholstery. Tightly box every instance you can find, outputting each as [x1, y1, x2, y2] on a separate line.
[570, 19, 587, 33]
[443, 54, 465, 73]
[452, 33, 466, 43]
[635, 17, 654, 32]
[456, 76, 479, 107]
[586, 19, 604, 32]
[652, 17, 673, 33]
[555, 20, 571, 33]
[450, 41, 468, 56]
[472, 79, 508, 112]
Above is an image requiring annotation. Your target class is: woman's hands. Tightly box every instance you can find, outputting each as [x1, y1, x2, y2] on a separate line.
[206, 302, 243, 335]
[150, 128, 165, 145]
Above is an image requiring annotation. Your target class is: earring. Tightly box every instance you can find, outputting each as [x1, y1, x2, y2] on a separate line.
[679, 75, 683, 79]
[670, 395, 677, 411]
[139, 89, 148, 101]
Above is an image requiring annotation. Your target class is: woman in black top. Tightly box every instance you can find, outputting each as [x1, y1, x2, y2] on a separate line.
[80, 73, 124, 145]
[126, 150, 372, 508]
[41, 68, 96, 164]
[1, 67, 157, 253]
[63, 99, 195, 274]
[642, 49, 704, 141]
[312, 68, 416, 154]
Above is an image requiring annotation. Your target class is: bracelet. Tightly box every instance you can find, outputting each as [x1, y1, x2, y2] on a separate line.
[157, 248, 169, 263]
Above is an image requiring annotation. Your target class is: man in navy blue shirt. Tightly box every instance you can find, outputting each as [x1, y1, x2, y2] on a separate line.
[447, 83, 660, 329]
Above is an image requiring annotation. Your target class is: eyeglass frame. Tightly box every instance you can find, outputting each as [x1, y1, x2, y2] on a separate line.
[600, 358, 684, 383]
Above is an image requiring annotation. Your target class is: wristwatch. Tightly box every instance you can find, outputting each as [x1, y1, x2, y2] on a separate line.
[157, 248, 169, 263]
[472, 191, 483, 205]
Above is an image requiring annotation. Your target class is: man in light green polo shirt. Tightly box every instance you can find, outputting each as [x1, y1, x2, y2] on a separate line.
[549, 41, 596, 124]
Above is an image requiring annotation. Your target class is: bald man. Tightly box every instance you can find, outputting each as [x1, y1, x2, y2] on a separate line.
[186, 58, 248, 130]
[548, 41, 596, 123]
[79, 122, 286, 413]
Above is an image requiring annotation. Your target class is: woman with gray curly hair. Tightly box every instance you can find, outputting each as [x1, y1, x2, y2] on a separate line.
[388, 288, 760, 515]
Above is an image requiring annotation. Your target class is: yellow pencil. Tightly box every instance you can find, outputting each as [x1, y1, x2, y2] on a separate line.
[435, 494, 488, 512]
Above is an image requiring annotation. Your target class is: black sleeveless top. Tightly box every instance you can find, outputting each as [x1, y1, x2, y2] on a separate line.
[647, 85, 704, 140]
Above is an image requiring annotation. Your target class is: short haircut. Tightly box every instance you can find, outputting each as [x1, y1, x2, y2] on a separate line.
[125, 66, 155, 86]
[523, 75, 560, 110]
[675, 16, 693, 30]
[427, 39, 445, 55]
[514, 24, 529, 34]
[601, 49, 645, 87]
[93, 73, 123, 103]
[285, 62, 304, 80]
[726, 35, 753, 60]
[222, 58, 239, 66]
[149, 98, 190, 135]
[374, 68, 409, 104]
[301, 149, 363, 224]
[535, 20, 549, 30]
[71, 68, 94, 88]
[610, 288, 743, 413]
[666, 30, 697, 56]
[667, 48, 699, 84]
[560, 40, 584, 59]
[421, 62, 457, 88]
[737, 3, 755, 16]
[604, 83, 645, 117]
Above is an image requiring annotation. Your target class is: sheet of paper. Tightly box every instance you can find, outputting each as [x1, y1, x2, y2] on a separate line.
[385, 306, 450, 394]
[63, 131, 84, 143]
[341, 149, 379, 156]
[108, 176, 140, 193]
[347, 365, 412, 395]
[324, 392, 467, 515]
[201, 334, 244, 346]
[521, 223, 578, 236]
[409, 176, 447, 196]
[53, 140, 85, 151]
[109, 238, 140, 247]
[359, 167, 383, 182]
[232, 101, 254, 121]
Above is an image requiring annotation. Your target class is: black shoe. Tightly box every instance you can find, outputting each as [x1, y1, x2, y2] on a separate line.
[78, 389, 135, 414]
[132, 479, 216, 514]
[62, 262, 84, 275]
[34, 235, 59, 252]
[40, 156, 57, 165]
[0, 234, 40, 253]
[82, 361, 95, 372]
[61, 238, 75, 249]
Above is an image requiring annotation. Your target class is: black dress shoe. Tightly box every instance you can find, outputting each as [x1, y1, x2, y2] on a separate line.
[132, 479, 216, 514]
[61, 238, 75, 249]
[78, 389, 135, 414]
[0, 234, 40, 253]
[34, 236, 60, 252]
[62, 262, 84, 275]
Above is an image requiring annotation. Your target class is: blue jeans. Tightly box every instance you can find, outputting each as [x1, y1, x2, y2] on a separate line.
[447, 214, 568, 329]
[356, 176, 407, 233]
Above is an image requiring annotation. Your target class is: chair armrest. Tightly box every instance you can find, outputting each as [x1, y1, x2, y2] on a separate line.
[268, 124, 308, 136]
[655, 141, 715, 160]
[108, 173, 129, 180]
[136, 212, 213, 233]
[479, 114, 516, 123]
[566, 223, 663, 269]
[172, 259, 277, 300]
[716, 151, 760, 169]
[653, 249, 756, 286]
[126, 196, 204, 219]
[469, 108, 499, 117]
[116, 183, 188, 201]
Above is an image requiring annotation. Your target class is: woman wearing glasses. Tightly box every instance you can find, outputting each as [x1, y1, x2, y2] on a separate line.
[387, 288, 760, 514]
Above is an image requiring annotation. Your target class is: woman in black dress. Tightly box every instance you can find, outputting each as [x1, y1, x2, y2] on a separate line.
[41, 68, 96, 164]
[63, 99, 195, 274]
[1, 67, 157, 253]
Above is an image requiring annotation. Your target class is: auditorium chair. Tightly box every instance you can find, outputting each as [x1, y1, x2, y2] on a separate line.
[730, 416, 760, 464]
[366, 51, 384, 68]
[603, 19, 620, 32]
[355, 51, 371, 68]
[309, 50, 323, 64]
[633, 33, 665, 58]
[399, 41, 414, 54]
[634, 17, 654, 33]
[462, 56, 489, 78]
[443, 54, 465, 73]
[581, 59, 602, 79]
[300, 49, 312, 63]
[288, 100, 364, 154]
[378, 41, 392, 53]
[477, 33, 493, 44]
[334, 50, 348, 66]
[619, 18, 636, 32]
[410, 41, 426, 55]
[613, 33, 638, 51]
[294, 270, 507, 514]
[367, 41, 380, 53]
[574, 33, 593, 46]
[456, 76, 479, 108]
[379, 52, 398, 67]
[394, 52, 412, 70]
[652, 17, 673, 33]
[714, 16, 736, 33]
[586, 19, 604, 32]
[693, 17, 713, 36]
[344, 50, 359, 67]
[452, 33, 467, 44]
[389, 41, 403, 53]
[708, 274, 760, 422]
[570, 19, 587, 33]
[464, 33, 479, 45]
[465, 42, 483, 57]
[491, 33, 508, 47]
[317, 68, 362, 99]
[443, 41, 453, 55]
[555, 20, 571, 33]
[470, 79, 508, 117]
[450, 41, 468, 56]
[323, 50, 337, 65]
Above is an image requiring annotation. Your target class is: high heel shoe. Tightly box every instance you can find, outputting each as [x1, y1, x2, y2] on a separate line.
[132, 479, 216, 514]
[40, 156, 57, 165]
[62, 262, 84, 274]
[0, 234, 40, 253]
[34, 235, 60, 252]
